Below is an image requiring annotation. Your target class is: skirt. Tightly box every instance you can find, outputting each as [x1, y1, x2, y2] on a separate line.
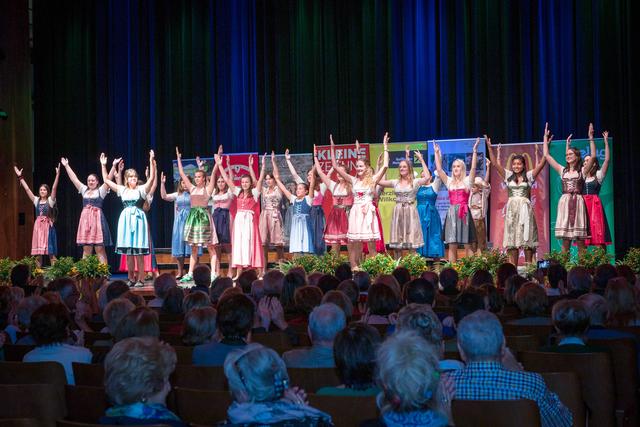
[213, 207, 232, 245]
[503, 197, 538, 249]
[77, 206, 112, 246]
[171, 209, 191, 257]
[289, 214, 314, 253]
[310, 206, 326, 255]
[443, 204, 477, 245]
[116, 206, 149, 255]
[283, 204, 293, 244]
[32, 216, 57, 255]
[555, 194, 589, 240]
[232, 209, 261, 268]
[324, 206, 350, 245]
[388, 203, 424, 249]
[348, 202, 380, 242]
[417, 204, 444, 258]
[583, 194, 611, 245]
[259, 209, 284, 246]
[184, 207, 218, 246]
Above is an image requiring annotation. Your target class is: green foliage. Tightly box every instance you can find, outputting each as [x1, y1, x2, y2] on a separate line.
[360, 254, 397, 278]
[397, 253, 429, 277]
[618, 247, 640, 274]
[567, 246, 613, 270]
[315, 252, 349, 275]
[44, 256, 76, 280]
[446, 249, 508, 279]
[74, 255, 111, 278]
[0, 258, 14, 283]
[542, 250, 571, 269]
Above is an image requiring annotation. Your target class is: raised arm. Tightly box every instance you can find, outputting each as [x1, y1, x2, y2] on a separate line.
[432, 142, 448, 185]
[313, 146, 335, 189]
[284, 149, 303, 184]
[467, 138, 480, 185]
[484, 158, 491, 182]
[160, 172, 171, 201]
[600, 130, 610, 178]
[530, 144, 547, 181]
[215, 154, 236, 192]
[415, 150, 431, 182]
[115, 160, 124, 186]
[205, 161, 219, 195]
[485, 135, 505, 179]
[330, 136, 352, 183]
[175, 147, 194, 192]
[104, 158, 120, 190]
[543, 123, 563, 175]
[248, 154, 258, 184]
[254, 154, 267, 192]
[14, 166, 36, 201]
[143, 151, 156, 194]
[372, 132, 390, 185]
[100, 154, 120, 192]
[272, 166, 293, 200]
[225, 155, 234, 182]
[582, 123, 597, 173]
[60, 158, 84, 192]
[50, 163, 61, 201]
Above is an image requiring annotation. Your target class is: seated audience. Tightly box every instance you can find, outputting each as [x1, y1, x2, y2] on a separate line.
[181, 306, 217, 346]
[113, 306, 160, 342]
[503, 274, 528, 307]
[540, 300, 608, 353]
[106, 280, 131, 304]
[182, 291, 211, 313]
[318, 274, 340, 295]
[101, 337, 185, 427]
[289, 286, 323, 324]
[374, 331, 451, 426]
[317, 323, 381, 396]
[161, 286, 184, 315]
[565, 266, 591, 299]
[391, 266, 411, 288]
[580, 293, 638, 341]
[469, 269, 493, 289]
[337, 279, 359, 310]
[546, 264, 567, 296]
[403, 278, 436, 306]
[334, 263, 353, 282]
[374, 275, 401, 300]
[147, 273, 176, 308]
[192, 294, 254, 366]
[439, 268, 460, 299]
[237, 269, 259, 294]
[190, 264, 211, 295]
[307, 272, 324, 288]
[495, 262, 518, 289]
[98, 298, 136, 344]
[280, 272, 307, 315]
[593, 263, 619, 295]
[364, 283, 400, 325]
[283, 303, 346, 368]
[250, 279, 265, 302]
[353, 270, 371, 293]
[604, 277, 640, 326]
[480, 283, 504, 314]
[10, 263, 38, 296]
[23, 303, 92, 385]
[14, 295, 48, 345]
[224, 344, 332, 426]
[508, 282, 551, 325]
[48, 277, 80, 313]
[262, 269, 285, 296]
[210, 277, 233, 304]
[446, 310, 572, 427]
[0, 287, 16, 343]
[121, 291, 146, 307]
[321, 290, 354, 319]
[616, 264, 637, 287]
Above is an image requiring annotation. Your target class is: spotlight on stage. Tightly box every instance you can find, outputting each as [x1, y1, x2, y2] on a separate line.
[0, 109, 7, 120]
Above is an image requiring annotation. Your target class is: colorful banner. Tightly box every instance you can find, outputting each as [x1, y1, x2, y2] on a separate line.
[549, 138, 615, 256]
[488, 143, 550, 263]
[171, 154, 259, 187]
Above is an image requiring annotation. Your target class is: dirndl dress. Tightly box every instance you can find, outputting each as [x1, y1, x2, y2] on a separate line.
[503, 170, 538, 249]
[183, 186, 218, 246]
[583, 171, 611, 246]
[289, 195, 314, 253]
[416, 180, 444, 258]
[212, 190, 233, 246]
[170, 192, 192, 257]
[443, 184, 477, 245]
[260, 187, 284, 246]
[76, 186, 112, 247]
[231, 188, 263, 268]
[555, 171, 589, 240]
[310, 186, 326, 255]
[31, 196, 57, 255]
[324, 181, 353, 245]
[388, 179, 424, 249]
[115, 187, 149, 255]
[347, 178, 381, 242]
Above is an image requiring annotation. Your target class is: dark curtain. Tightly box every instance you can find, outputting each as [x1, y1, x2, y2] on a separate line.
[33, 0, 640, 262]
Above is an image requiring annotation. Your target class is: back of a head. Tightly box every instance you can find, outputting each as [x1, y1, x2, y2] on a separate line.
[182, 306, 217, 346]
[337, 280, 359, 305]
[392, 266, 411, 287]
[552, 300, 589, 337]
[457, 310, 504, 362]
[309, 303, 346, 343]
[114, 306, 160, 342]
[192, 265, 211, 288]
[30, 303, 70, 346]
[317, 274, 340, 295]
[470, 269, 494, 289]
[105, 337, 176, 405]
[504, 274, 528, 305]
[16, 295, 48, 330]
[397, 304, 443, 347]
[162, 286, 185, 314]
[439, 268, 459, 291]
[106, 280, 130, 302]
[280, 272, 307, 310]
[578, 293, 608, 326]
[334, 263, 353, 282]
[321, 290, 353, 318]
[288, 267, 307, 283]
[353, 271, 371, 292]
[121, 291, 146, 307]
[250, 279, 265, 302]
[604, 277, 637, 323]
[594, 264, 619, 292]
[367, 283, 400, 316]
[294, 286, 323, 315]
[103, 298, 136, 333]
[262, 270, 285, 295]
[453, 290, 486, 324]
[210, 277, 234, 303]
[376, 330, 440, 413]
[334, 323, 381, 389]
[567, 267, 592, 292]
[10, 264, 31, 287]
[496, 263, 518, 288]
[217, 294, 255, 340]
[238, 270, 259, 294]
[404, 278, 436, 305]
[183, 291, 211, 313]
[616, 265, 637, 286]
[547, 263, 568, 289]
[515, 282, 548, 316]
[374, 275, 401, 299]
[480, 284, 504, 313]
[307, 272, 324, 288]
[153, 273, 177, 299]
[420, 271, 439, 288]
[224, 343, 288, 403]
[48, 277, 79, 309]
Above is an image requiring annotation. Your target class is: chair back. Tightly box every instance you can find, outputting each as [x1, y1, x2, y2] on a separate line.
[288, 368, 341, 393]
[1, 345, 36, 361]
[171, 365, 227, 390]
[0, 384, 66, 427]
[173, 387, 232, 425]
[83, 332, 112, 347]
[172, 346, 194, 365]
[72, 363, 104, 387]
[252, 331, 293, 354]
[64, 385, 108, 423]
[0, 420, 40, 427]
[502, 325, 554, 346]
[520, 351, 615, 427]
[158, 333, 183, 346]
[452, 399, 541, 427]
[0, 361, 66, 387]
[540, 372, 585, 427]
[505, 335, 539, 353]
[57, 421, 170, 427]
[308, 394, 377, 427]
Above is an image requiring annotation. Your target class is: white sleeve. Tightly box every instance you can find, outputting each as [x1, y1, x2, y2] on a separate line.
[463, 176, 471, 189]
[319, 182, 327, 195]
[505, 169, 514, 182]
[252, 187, 261, 201]
[165, 192, 178, 202]
[305, 195, 314, 204]
[289, 195, 297, 204]
[596, 170, 604, 183]
[233, 187, 241, 197]
[33, 196, 39, 207]
[48, 196, 56, 207]
[294, 176, 304, 185]
[146, 195, 154, 204]
[78, 184, 88, 195]
[138, 187, 147, 199]
[98, 186, 109, 198]
[116, 185, 126, 197]
[431, 177, 441, 192]
[525, 170, 534, 182]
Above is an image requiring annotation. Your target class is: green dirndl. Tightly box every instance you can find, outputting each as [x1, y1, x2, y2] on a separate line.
[183, 206, 215, 246]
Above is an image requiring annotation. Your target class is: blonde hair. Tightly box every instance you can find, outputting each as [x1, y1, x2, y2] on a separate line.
[104, 337, 176, 405]
[450, 158, 467, 184]
[398, 160, 415, 188]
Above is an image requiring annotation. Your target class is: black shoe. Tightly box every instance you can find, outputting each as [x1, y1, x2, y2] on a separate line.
[127, 280, 136, 287]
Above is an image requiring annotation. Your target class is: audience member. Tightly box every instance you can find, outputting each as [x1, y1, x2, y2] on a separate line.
[391, 266, 411, 287]
[307, 272, 324, 288]
[250, 279, 265, 302]
[262, 269, 284, 296]
[334, 262, 353, 282]
[237, 269, 258, 294]
[280, 272, 306, 314]
[121, 291, 146, 307]
[337, 279, 359, 309]
[106, 280, 131, 303]
[503, 274, 528, 306]
[181, 306, 217, 346]
[547, 264, 567, 297]
[14, 295, 48, 345]
[439, 268, 460, 298]
[374, 275, 401, 300]
[480, 283, 504, 314]
[508, 282, 551, 325]
[210, 277, 234, 304]
[190, 264, 211, 295]
[10, 263, 37, 296]
[353, 270, 371, 293]
[147, 273, 176, 308]
[593, 264, 619, 295]
[182, 291, 211, 313]
[540, 300, 607, 353]
[113, 307, 160, 342]
[321, 290, 354, 319]
[616, 264, 637, 287]
[365, 283, 400, 325]
[452, 290, 486, 325]
[289, 286, 323, 324]
[495, 263, 518, 289]
[102, 298, 136, 335]
[469, 269, 493, 289]
[161, 286, 184, 315]
[579, 293, 638, 341]
[317, 274, 340, 295]
[565, 267, 591, 298]
[403, 278, 436, 306]
[604, 277, 640, 326]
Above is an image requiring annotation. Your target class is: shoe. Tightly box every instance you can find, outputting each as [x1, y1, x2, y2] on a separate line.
[176, 275, 183, 280]
[127, 280, 136, 287]
[180, 274, 193, 283]
[134, 281, 145, 288]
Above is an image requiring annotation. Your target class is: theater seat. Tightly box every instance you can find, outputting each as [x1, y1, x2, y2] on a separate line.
[72, 363, 104, 387]
[0, 361, 66, 388]
[173, 387, 232, 425]
[540, 372, 585, 427]
[171, 365, 227, 390]
[0, 384, 67, 427]
[288, 368, 341, 393]
[64, 385, 108, 423]
[452, 399, 541, 427]
[308, 394, 377, 427]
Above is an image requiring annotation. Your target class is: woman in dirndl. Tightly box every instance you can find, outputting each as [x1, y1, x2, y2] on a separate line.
[582, 129, 612, 248]
[160, 171, 193, 279]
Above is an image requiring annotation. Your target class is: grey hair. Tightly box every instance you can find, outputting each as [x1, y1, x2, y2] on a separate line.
[224, 343, 289, 403]
[16, 296, 47, 329]
[309, 303, 346, 342]
[457, 310, 504, 361]
[104, 298, 136, 333]
[578, 293, 608, 326]
[396, 304, 443, 348]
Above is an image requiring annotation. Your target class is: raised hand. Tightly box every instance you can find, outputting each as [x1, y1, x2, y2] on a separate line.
[217, 145, 224, 156]
[261, 153, 267, 166]
[14, 166, 23, 177]
[588, 122, 594, 139]
[602, 130, 609, 140]
[543, 122, 553, 143]
[118, 160, 124, 173]
[175, 147, 182, 159]
[55, 163, 61, 175]
[329, 134, 335, 145]
[566, 134, 573, 146]
[196, 156, 205, 170]
[112, 157, 122, 167]
[484, 134, 492, 147]
[61, 157, 69, 167]
[99, 153, 108, 166]
[414, 150, 423, 160]
[284, 148, 291, 161]
[473, 137, 480, 152]
[161, 172, 166, 183]
[248, 154, 254, 167]
[486, 158, 491, 167]
[271, 151, 276, 161]
[213, 153, 222, 164]
[225, 155, 230, 167]
[313, 144, 317, 157]
[149, 149, 155, 160]
[383, 132, 390, 146]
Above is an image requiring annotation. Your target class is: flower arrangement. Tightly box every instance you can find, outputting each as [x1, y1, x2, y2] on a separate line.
[0, 258, 13, 284]
[360, 254, 397, 278]
[315, 252, 349, 275]
[567, 246, 613, 271]
[618, 247, 640, 274]
[444, 249, 508, 279]
[397, 253, 429, 277]
[44, 256, 76, 280]
[74, 255, 111, 279]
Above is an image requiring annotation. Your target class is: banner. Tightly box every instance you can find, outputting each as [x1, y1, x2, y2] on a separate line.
[549, 138, 615, 256]
[172, 154, 259, 187]
[368, 142, 429, 242]
[488, 143, 550, 263]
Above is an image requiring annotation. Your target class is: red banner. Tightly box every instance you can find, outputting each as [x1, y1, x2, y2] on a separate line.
[488, 143, 549, 264]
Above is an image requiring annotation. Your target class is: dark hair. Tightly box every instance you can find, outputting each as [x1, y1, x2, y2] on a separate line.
[506, 155, 528, 184]
[515, 282, 548, 316]
[481, 284, 504, 313]
[496, 263, 518, 289]
[10, 264, 31, 287]
[353, 271, 371, 292]
[548, 264, 568, 289]
[237, 270, 258, 294]
[192, 265, 211, 288]
[392, 267, 411, 287]
[439, 268, 459, 290]
[162, 287, 184, 315]
[307, 272, 324, 288]
[114, 307, 160, 342]
[280, 272, 307, 311]
[30, 303, 70, 346]
[616, 265, 636, 287]
[564, 147, 583, 173]
[470, 269, 494, 288]
[333, 323, 381, 390]
[0, 287, 14, 329]
[210, 277, 234, 304]
[367, 284, 399, 316]
[504, 274, 528, 305]
[403, 278, 436, 305]
[318, 275, 340, 295]
[552, 300, 589, 337]
[453, 291, 486, 324]
[420, 271, 439, 288]
[107, 280, 131, 302]
[567, 266, 592, 293]
[153, 273, 177, 299]
[334, 263, 353, 282]
[337, 280, 359, 305]
[593, 264, 618, 292]
[216, 294, 254, 339]
[262, 270, 285, 295]
[294, 286, 323, 315]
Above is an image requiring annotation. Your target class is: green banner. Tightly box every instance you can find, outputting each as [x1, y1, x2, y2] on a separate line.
[549, 138, 615, 256]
